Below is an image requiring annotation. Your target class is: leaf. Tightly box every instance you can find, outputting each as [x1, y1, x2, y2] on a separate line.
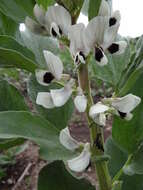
[0, 79, 28, 111]
[112, 73, 143, 153]
[0, 111, 74, 161]
[36, 0, 55, 9]
[28, 75, 74, 130]
[105, 137, 127, 178]
[0, 11, 19, 37]
[38, 161, 95, 190]
[0, 48, 37, 72]
[0, 35, 36, 62]
[105, 137, 143, 190]
[0, 138, 25, 151]
[0, 0, 35, 23]
[88, 0, 101, 20]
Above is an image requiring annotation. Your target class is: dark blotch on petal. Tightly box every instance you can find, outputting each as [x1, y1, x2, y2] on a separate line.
[95, 47, 104, 62]
[59, 27, 62, 36]
[118, 111, 127, 119]
[79, 51, 85, 61]
[75, 54, 79, 63]
[43, 72, 54, 84]
[108, 43, 119, 54]
[51, 27, 57, 37]
[109, 17, 117, 27]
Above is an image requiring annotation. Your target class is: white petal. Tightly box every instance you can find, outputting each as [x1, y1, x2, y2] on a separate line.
[84, 16, 108, 49]
[45, 5, 71, 36]
[33, 4, 45, 25]
[74, 95, 87, 113]
[50, 22, 61, 38]
[25, 17, 48, 35]
[111, 10, 121, 25]
[35, 69, 54, 86]
[99, 0, 110, 17]
[94, 113, 106, 126]
[43, 50, 63, 80]
[68, 23, 89, 57]
[112, 94, 141, 113]
[50, 79, 74, 107]
[125, 113, 133, 121]
[59, 127, 79, 151]
[36, 92, 55, 109]
[89, 102, 109, 118]
[67, 143, 91, 172]
[108, 41, 127, 55]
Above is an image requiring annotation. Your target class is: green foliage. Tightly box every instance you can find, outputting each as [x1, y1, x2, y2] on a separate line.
[0, 111, 75, 161]
[36, 0, 55, 9]
[0, 0, 35, 23]
[28, 75, 74, 130]
[38, 161, 95, 190]
[88, 0, 102, 20]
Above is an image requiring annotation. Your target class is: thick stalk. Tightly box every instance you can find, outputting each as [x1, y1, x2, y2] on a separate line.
[78, 63, 112, 190]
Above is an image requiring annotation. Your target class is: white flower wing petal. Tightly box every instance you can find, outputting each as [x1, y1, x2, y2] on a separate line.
[89, 102, 109, 118]
[33, 4, 45, 25]
[35, 69, 51, 86]
[67, 143, 91, 172]
[74, 95, 87, 113]
[112, 94, 141, 113]
[43, 50, 63, 80]
[36, 92, 55, 109]
[59, 127, 79, 151]
[99, 0, 110, 17]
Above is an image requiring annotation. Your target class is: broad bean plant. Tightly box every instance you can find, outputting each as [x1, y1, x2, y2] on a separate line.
[0, 0, 143, 190]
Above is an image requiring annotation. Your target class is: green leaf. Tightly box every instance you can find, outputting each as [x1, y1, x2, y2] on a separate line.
[88, 0, 101, 20]
[0, 79, 28, 111]
[0, 0, 35, 23]
[0, 138, 25, 151]
[112, 73, 143, 153]
[0, 48, 37, 72]
[38, 161, 95, 190]
[28, 75, 74, 130]
[0, 111, 74, 161]
[105, 137, 143, 190]
[105, 137, 127, 178]
[36, 0, 55, 9]
[0, 11, 19, 37]
[0, 35, 36, 62]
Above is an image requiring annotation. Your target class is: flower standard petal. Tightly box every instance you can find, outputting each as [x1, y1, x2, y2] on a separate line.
[50, 79, 74, 107]
[67, 143, 91, 172]
[43, 50, 63, 80]
[99, 0, 110, 17]
[33, 4, 46, 25]
[45, 5, 71, 36]
[59, 127, 79, 151]
[35, 69, 55, 86]
[36, 92, 55, 109]
[74, 95, 87, 113]
[111, 94, 141, 113]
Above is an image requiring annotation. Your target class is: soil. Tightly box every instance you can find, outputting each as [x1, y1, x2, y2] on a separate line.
[0, 110, 112, 190]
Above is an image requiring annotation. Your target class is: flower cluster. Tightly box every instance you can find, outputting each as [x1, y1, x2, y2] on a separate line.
[25, 1, 141, 173]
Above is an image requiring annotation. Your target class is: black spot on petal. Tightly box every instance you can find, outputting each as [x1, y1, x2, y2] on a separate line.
[108, 43, 119, 54]
[59, 27, 62, 36]
[79, 51, 85, 61]
[109, 17, 117, 27]
[51, 27, 57, 37]
[118, 111, 127, 119]
[95, 47, 104, 62]
[43, 72, 54, 84]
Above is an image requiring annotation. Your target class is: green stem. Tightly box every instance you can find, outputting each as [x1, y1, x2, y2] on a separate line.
[112, 154, 132, 184]
[78, 63, 112, 190]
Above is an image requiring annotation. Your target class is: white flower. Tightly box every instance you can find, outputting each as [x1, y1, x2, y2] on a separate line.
[98, 0, 110, 17]
[67, 143, 91, 172]
[89, 102, 109, 126]
[84, 11, 127, 66]
[50, 79, 74, 107]
[59, 128, 91, 172]
[35, 50, 63, 86]
[74, 87, 87, 112]
[25, 4, 48, 35]
[68, 23, 90, 65]
[45, 5, 71, 38]
[36, 92, 55, 109]
[59, 127, 79, 151]
[111, 94, 141, 120]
